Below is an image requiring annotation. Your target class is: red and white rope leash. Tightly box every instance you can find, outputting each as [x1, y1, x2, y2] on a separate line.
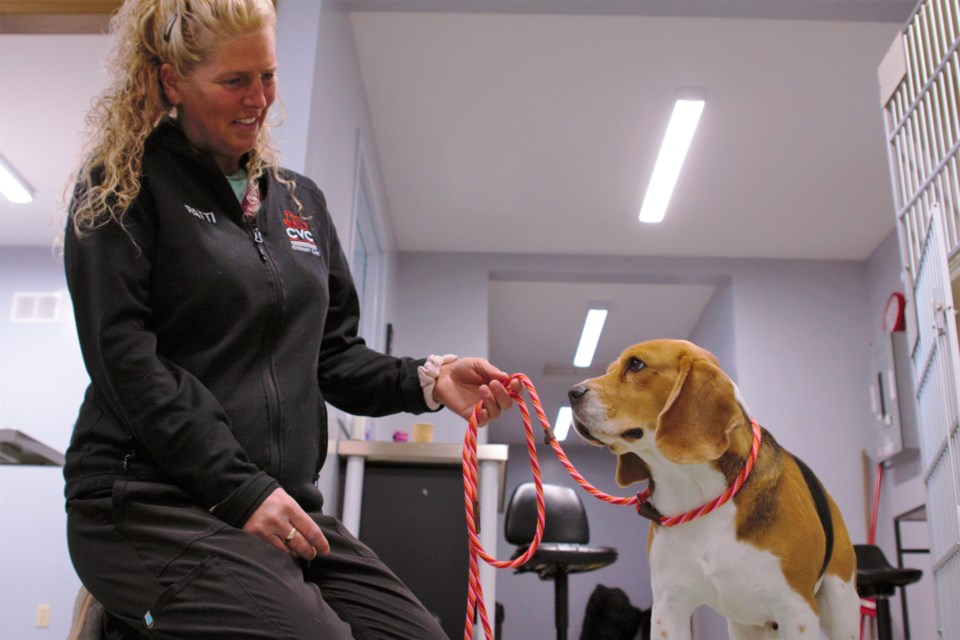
[635, 419, 762, 526]
[460, 373, 762, 640]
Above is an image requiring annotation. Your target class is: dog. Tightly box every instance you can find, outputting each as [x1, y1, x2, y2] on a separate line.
[569, 339, 859, 640]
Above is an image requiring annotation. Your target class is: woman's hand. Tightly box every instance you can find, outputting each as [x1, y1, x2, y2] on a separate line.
[434, 357, 521, 426]
[242, 487, 330, 560]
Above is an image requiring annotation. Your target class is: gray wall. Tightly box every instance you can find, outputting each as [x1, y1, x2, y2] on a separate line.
[0, 247, 87, 638]
[383, 249, 936, 639]
[863, 231, 935, 640]
[0, 1, 940, 638]
[689, 279, 736, 381]
[0, 244, 929, 635]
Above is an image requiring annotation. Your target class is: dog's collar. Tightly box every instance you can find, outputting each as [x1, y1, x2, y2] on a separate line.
[635, 419, 762, 526]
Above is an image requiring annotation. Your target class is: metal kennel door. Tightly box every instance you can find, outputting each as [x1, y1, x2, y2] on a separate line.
[879, 1, 960, 634]
[908, 212, 960, 634]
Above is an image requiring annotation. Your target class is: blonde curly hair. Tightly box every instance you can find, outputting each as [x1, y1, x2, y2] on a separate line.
[69, 0, 291, 236]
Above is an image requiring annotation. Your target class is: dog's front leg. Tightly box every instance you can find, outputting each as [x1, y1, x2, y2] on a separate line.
[650, 596, 697, 640]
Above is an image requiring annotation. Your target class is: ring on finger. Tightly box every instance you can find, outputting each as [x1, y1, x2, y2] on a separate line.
[283, 527, 297, 544]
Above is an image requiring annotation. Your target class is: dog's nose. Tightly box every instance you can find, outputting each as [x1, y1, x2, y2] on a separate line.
[568, 385, 588, 403]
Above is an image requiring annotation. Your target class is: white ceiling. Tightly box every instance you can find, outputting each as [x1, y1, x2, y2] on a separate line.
[0, 0, 916, 444]
[349, 8, 904, 260]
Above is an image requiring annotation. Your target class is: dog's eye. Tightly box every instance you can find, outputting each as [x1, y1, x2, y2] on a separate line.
[621, 428, 644, 440]
[626, 357, 646, 373]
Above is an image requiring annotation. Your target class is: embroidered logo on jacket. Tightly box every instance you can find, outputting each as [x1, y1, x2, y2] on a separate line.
[283, 210, 319, 256]
[184, 204, 217, 223]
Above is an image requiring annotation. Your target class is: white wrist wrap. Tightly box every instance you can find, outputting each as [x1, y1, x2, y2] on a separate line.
[418, 354, 459, 410]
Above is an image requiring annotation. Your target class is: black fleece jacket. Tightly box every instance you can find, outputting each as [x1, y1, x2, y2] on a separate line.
[64, 120, 431, 526]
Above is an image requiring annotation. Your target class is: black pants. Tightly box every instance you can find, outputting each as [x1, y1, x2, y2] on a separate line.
[66, 480, 448, 639]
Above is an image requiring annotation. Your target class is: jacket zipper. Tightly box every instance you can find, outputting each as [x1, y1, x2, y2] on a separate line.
[252, 227, 267, 262]
[249, 220, 285, 476]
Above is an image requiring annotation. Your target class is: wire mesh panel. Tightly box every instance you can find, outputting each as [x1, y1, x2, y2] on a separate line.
[864, 0, 960, 628]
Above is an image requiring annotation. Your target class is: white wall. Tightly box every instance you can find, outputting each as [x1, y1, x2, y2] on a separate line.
[0, 247, 87, 638]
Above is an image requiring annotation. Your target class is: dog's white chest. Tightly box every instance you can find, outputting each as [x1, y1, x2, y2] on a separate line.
[649, 504, 808, 626]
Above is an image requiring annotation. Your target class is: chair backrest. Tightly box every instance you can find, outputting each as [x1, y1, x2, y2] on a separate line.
[504, 482, 590, 545]
[854, 544, 893, 572]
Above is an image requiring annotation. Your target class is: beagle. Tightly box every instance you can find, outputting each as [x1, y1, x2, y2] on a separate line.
[569, 339, 859, 640]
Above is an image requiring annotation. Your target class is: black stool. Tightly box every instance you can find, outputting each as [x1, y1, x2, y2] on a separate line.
[854, 544, 922, 640]
[504, 482, 618, 640]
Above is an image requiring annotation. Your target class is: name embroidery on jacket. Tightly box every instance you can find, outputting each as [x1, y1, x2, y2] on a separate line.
[184, 204, 217, 224]
[283, 210, 319, 256]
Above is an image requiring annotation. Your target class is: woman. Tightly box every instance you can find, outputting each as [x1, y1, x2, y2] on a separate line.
[64, 1, 515, 637]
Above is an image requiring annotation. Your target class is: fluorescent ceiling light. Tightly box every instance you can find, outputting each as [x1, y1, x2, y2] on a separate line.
[0, 153, 34, 204]
[639, 98, 704, 223]
[554, 406, 572, 441]
[574, 308, 607, 367]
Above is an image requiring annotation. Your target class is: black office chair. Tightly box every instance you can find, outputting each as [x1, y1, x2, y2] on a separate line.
[504, 482, 618, 640]
[854, 544, 922, 640]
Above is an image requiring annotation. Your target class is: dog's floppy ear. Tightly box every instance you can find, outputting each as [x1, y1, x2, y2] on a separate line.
[616, 452, 650, 487]
[656, 355, 741, 464]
